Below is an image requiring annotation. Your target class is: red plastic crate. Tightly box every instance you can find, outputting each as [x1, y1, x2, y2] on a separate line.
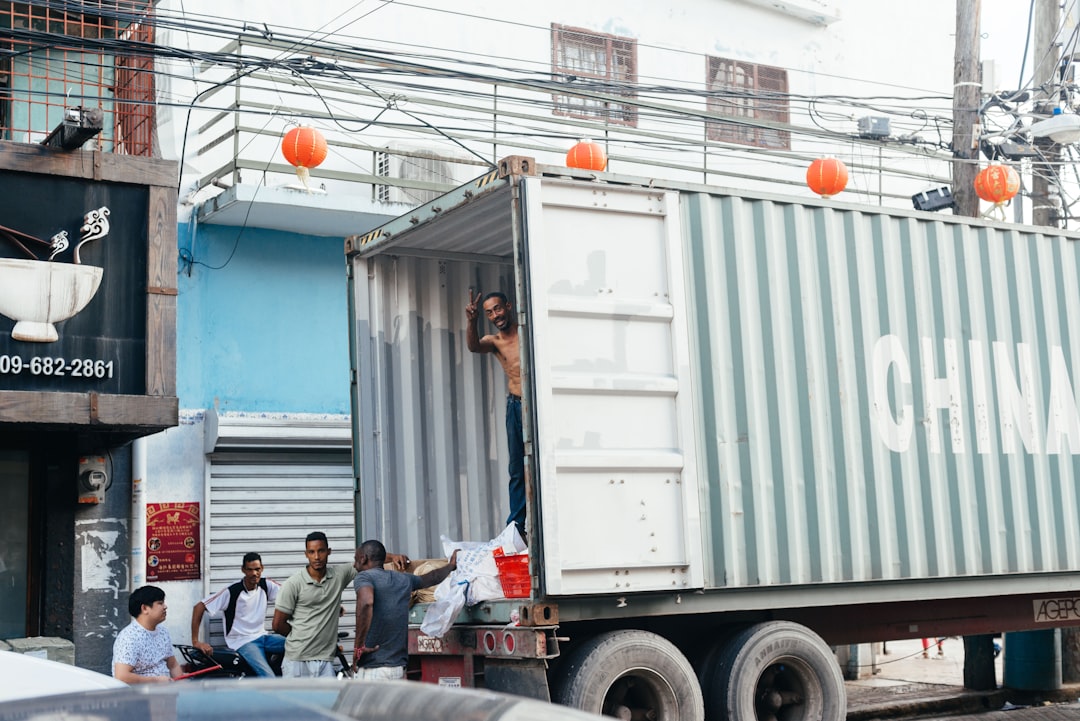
[493, 551, 531, 598]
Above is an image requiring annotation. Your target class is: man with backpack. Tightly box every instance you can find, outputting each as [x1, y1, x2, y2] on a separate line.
[191, 552, 285, 677]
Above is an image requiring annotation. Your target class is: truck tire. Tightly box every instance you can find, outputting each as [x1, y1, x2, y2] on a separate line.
[703, 621, 845, 721]
[553, 629, 704, 721]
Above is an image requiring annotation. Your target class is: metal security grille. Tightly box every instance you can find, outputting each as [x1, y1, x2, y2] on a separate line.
[204, 449, 357, 646]
[706, 57, 791, 150]
[0, 1, 155, 155]
[113, 10, 154, 156]
[551, 24, 637, 127]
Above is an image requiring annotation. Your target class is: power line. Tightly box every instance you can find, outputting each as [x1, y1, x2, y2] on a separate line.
[1, 5, 959, 127]
[6, 20, 957, 159]
[0, 3, 976, 208]
[335, 0, 956, 97]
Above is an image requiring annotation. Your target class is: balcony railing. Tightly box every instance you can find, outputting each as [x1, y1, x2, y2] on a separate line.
[185, 33, 952, 208]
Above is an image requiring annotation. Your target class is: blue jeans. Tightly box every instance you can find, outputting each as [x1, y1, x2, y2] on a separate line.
[506, 395, 526, 535]
[237, 633, 286, 677]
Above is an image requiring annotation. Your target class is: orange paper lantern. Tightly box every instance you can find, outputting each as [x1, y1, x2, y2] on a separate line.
[974, 164, 1020, 205]
[566, 139, 607, 171]
[281, 126, 328, 189]
[806, 157, 848, 198]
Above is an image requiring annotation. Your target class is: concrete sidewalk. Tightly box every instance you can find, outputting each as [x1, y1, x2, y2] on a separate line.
[844, 637, 1080, 720]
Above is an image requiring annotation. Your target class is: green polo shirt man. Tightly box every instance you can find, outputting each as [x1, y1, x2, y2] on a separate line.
[272, 531, 357, 677]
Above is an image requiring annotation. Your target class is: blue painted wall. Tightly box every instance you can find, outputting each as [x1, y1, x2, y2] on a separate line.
[177, 221, 351, 413]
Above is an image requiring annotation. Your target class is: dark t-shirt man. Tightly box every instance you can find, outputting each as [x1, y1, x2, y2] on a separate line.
[353, 568, 425, 670]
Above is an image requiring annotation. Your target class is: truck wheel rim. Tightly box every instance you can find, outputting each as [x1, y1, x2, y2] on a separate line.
[602, 668, 677, 720]
[754, 660, 815, 721]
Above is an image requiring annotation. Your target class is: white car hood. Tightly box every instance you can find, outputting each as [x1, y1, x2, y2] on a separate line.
[0, 650, 126, 701]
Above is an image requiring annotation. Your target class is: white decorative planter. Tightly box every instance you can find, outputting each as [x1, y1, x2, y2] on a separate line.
[0, 258, 103, 342]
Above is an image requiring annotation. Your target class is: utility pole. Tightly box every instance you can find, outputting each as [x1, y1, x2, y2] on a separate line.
[952, 0, 997, 690]
[1032, 0, 1062, 227]
[952, 0, 981, 217]
[954, 0, 1077, 689]
[1038, 0, 1080, 681]
[1025, 0, 1080, 683]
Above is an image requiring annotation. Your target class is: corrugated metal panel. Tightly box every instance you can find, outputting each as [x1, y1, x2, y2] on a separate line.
[683, 192, 1080, 589]
[352, 170, 513, 260]
[204, 449, 356, 646]
[351, 254, 518, 556]
[205, 411, 352, 450]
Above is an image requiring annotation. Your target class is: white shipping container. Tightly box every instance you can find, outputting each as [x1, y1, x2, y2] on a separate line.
[346, 157, 1080, 720]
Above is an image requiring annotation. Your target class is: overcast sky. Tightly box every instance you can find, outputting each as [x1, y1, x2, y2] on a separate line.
[979, 0, 1074, 93]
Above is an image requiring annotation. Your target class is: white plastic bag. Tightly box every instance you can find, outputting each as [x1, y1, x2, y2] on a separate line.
[439, 523, 525, 604]
[419, 576, 468, 639]
[419, 523, 524, 639]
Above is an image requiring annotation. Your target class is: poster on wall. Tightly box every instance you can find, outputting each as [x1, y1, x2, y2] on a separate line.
[145, 502, 200, 582]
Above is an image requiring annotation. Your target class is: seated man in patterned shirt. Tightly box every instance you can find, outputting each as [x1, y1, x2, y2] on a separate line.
[112, 585, 182, 683]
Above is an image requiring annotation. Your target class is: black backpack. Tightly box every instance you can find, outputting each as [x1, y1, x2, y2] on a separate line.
[223, 577, 269, 635]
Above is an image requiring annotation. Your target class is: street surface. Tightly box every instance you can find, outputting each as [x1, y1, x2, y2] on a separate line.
[939, 706, 1080, 721]
[865, 636, 990, 685]
[846, 638, 1080, 720]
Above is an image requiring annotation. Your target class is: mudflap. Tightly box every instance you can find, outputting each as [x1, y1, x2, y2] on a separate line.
[483, 658, 551, 701]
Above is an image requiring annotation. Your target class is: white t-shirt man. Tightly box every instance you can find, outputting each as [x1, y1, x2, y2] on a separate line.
[200, 578, 281, 650]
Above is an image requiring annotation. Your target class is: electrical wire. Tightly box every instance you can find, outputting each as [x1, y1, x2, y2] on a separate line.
[24, 0, 956, 113]
[19, 0, 964, 103]
[13, 2, 1080, 232]
[332, 0, 956, 97]
[180, 114, 286, 272]
[0, 9, 958, 139]
[1016, 0, 1037, 90]
[0, 2, 1007, 219]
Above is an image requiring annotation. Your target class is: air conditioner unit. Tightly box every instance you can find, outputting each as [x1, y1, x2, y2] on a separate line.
[375, 148, 458, 205]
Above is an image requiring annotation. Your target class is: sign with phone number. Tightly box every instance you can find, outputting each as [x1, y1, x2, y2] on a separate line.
[0, 354, 115, 379]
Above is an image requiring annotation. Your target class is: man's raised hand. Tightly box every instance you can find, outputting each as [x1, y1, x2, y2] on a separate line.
[466, 288, 482, 320]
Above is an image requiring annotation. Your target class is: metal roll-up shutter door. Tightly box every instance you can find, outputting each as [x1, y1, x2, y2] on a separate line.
[202, 413, 357, 648]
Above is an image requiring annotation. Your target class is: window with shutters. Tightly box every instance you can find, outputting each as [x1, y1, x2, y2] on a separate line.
[551, 24, 637, 127]
[706, 57, 790, 150]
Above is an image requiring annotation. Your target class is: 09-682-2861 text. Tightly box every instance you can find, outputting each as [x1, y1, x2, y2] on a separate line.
[0, 354, 114, 379]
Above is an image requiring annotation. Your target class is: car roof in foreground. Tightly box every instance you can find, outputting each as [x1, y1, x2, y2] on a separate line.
[0, 678, 607, 721]
[0, 650, 126, 702]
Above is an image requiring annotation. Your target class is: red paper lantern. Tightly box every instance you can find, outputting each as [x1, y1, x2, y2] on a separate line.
[281, 126, 328, 188]
[974, 164, 1020, 205]
[566, 139, 607, 171]
[806, 157, 848, 198]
